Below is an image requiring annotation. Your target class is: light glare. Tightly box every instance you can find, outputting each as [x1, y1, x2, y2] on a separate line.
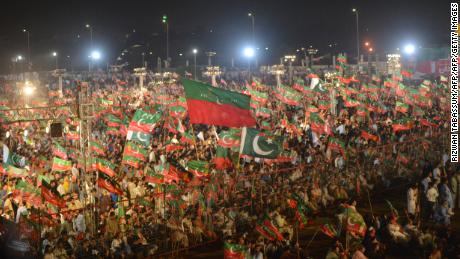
[243, 47, 255, 58]
[404, 44, 415, 54]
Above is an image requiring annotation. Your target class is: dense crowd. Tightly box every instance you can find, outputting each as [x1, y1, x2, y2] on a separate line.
[0, 65, 458, 259]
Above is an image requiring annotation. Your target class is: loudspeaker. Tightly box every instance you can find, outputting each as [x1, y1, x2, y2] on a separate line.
[50, 123, 63, 138]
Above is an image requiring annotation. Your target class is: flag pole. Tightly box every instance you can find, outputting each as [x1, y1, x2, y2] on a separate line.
[305, 226, 320, 250]
[189, 124, 200, 160]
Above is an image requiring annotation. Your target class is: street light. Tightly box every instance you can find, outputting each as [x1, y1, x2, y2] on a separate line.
[364, 41, 370, 47]
[17, 55, 23, 61]
[352, 8, 360, 64]
[193, 48, 198, 80]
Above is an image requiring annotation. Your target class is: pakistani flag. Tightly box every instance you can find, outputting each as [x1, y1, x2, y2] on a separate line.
[127, 130, 151, 147]
[239, 127, 281, 159]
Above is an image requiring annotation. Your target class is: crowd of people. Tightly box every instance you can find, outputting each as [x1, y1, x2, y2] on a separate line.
[0, 63, 458, 259]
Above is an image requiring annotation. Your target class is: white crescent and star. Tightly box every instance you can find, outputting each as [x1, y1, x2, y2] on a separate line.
[252, 135, 274, 156]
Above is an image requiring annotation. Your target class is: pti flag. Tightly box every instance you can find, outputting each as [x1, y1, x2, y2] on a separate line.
[239, 127, 282, 159]
[128, 109, 161, 133]
[51, 157, 72, 172]
[182, 79, 256, 127]
[97, 172, 123, 195]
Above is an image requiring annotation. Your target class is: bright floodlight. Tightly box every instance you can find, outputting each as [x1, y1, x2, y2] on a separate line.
[86, 24, 90, 28]
[193, 49, 197, 54]
[24, 85, 34, 95]
[352, 8, 357, 12]
[243, 47, 255, 58]
[404, 44, 415, 55]
[17, 55, 23, 60]
[91, 51, 101, 60]
[52, 52, 57, 57]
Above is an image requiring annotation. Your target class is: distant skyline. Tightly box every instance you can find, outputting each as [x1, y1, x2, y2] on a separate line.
[0, 0, 451, 73]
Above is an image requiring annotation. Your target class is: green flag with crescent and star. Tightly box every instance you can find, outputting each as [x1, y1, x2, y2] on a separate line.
[239, 127, 282, 159]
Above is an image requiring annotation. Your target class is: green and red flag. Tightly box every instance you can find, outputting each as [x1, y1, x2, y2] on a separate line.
[392, 118, 413, 132]
[169, 106, 187, 118]
[123, 142, 147, 160]
[339, 205, 367, 237]
[360, 130, 379, 142]
[90, 141, 105, 155]
[186, 160, 210, 178]
[224, 243, 247, 259]
[95, 158, 116, 177]
[145, 169, 164, 184]
[274, 85, 301, 106]
[51, 157, 72, 172]
[165, 142, 185, 153]
[100, 98, 113, 106]
[41, 180, 66, 208]
[395, 101, 409, 113]
[218, 129, 241, 148]
[320, 224, 338, 238]
[309, 112, 326, 134]
[239, 127, 282, 159]
[248, 88, 268, 104]
[401, 69, 413, 78]
[128, 109, 161, 133]
[344, 98, 360, 108]
[328, 137, 346, 156]
[255, 107, 272, 118]
[180, 131, 195, 144]
[122, 155, 140, 168]
[317, 100, 330, 110]
[97, 172, 123, 195]
[420, 118, 438, 128]
[105, 114, 123, 127]
[106, 127, 120, 135]
[213, 146, 232, 170]
[182, 79, 256, 127]
[356, 106, 368, 117]
[52, 142, 68, 160]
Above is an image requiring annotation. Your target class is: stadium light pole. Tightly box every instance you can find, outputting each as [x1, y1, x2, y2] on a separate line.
[22, 29, 31, 71]
[352, 8, 359, 65]
[244, 47, 255, 80]
[162, 15, 169, 67]
[193, 48, 198, 80]
[248, 12, 257, 67]
[52, 52, 58, 69]
[86, 24, 93, 71]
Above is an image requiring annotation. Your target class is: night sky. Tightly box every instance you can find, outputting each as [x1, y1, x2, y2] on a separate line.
[0, 0, 452, 73]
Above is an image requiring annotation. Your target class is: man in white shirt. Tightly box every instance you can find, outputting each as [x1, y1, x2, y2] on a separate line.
[426, 182, 439, 219]
[15, 201, 28, 223]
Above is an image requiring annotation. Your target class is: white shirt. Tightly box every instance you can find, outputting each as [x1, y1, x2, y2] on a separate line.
[16, 206, 28, 223]
[426, 187, 438, 202]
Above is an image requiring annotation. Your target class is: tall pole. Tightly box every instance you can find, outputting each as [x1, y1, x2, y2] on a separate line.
[194, 52, 197, 80]
[248, 12, 257, 68]
[23, 29, 30, 71]
[162, 15, 169, 68]
[86, 24, 93, 72]
[166, 23, 169, 66]
[353, 9, 360, 65]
